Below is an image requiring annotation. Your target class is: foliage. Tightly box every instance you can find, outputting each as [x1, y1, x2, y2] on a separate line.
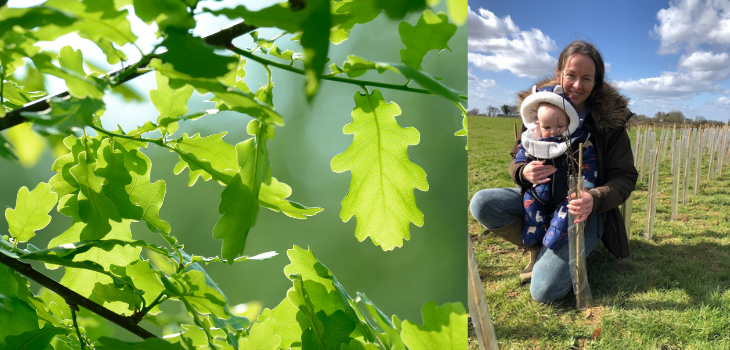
[0, 0, 467, 349]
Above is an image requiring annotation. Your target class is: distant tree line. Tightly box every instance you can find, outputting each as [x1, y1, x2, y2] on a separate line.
[468, 104, 519, 118]
[468, 107, 727, 127]
[632, 111, 726, 127]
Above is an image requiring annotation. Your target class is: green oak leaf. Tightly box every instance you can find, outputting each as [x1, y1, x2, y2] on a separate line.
[358, 292, 404, 350]
[0, 264, 39, 347]
[400, 302, 467, 350]
[92, 281, 143, 312]
[375, 0, 426, 19]
[399, 10, 456, 70]
[22, 95, 105, 136]
[41, 0, 137, 64]
[213, 121, 272, 262]
[0, 28, 41, 78]
[171, 132, 239, 186]
[132, 0, 195, 31]
[427, 0, 467, 25]
[150, 70, 194, 136]
[167, 270, 228, 319]
[217, 55, 250, 93]
[341, 339, 385, 350]
[30, 49, 106, 99]
[49, 135, 91, 198]
[330, 0, 381, 45]
[160, 28, 237, 79]
[240, 317, 281, 350]
[257, 294, 310, 350]
[150, 59, 284, 126]
[331, 90, 428, 250]
[70, 149, 123, 240]
[0, 324, 67, 350]
[454, 111, 467, 149]
[0, 7, 76, 37]
[118, 260, 165, 314]
[96, 139, 171, 234]
[5, 182, 58, 243]
[97, 336, 186, 350]
[258, 177, 323, 219]
[1, 80, 45, 110]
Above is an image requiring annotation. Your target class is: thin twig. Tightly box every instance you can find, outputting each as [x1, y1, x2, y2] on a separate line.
[70, 306, 87, 350]
[228, 44, 468, 100]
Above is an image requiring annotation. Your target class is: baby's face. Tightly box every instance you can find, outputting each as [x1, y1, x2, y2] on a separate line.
[536, 104, 568, 139]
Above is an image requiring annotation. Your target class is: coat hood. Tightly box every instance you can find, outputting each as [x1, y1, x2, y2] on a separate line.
[517, 77, 632, 131]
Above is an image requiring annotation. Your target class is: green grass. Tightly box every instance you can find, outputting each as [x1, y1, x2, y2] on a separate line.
[468, 117, 730, 349]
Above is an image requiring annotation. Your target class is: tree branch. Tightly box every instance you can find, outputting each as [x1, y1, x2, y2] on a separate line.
[0, 21, 257, 132]
[0, 253, 159, 340]
[228, 44, 468, 99]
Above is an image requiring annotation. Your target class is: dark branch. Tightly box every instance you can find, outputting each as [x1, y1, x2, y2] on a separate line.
[0, 253, 159, 340]
[0, 21, 257, 132]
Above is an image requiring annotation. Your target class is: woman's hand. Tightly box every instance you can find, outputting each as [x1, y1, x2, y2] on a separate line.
[522, 160, 557, 185]
[567, 190, 594, 223]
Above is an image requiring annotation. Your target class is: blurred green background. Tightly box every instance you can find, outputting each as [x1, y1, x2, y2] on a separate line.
[0, 2, 466, 330]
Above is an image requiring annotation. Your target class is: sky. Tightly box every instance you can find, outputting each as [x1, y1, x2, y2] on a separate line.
[468, 0, 730, 121]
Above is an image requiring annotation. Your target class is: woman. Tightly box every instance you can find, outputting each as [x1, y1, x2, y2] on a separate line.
[469, 40, 637, 303]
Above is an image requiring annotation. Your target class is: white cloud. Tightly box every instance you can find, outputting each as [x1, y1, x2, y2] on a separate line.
[468, 69, 497, 101]
[467, 7, 557, 78]
[709, 96, 730, 107]
[653, 0, 730, 54]
[617, 51, 730, 99]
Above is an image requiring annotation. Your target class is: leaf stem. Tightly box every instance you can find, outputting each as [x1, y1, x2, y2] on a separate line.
[134, 291, 167, 323]
[89, 124, 165, 147]
[454, 101, 466, 114]
[70, 305, 87, 350]
[228, 44, 465, 98]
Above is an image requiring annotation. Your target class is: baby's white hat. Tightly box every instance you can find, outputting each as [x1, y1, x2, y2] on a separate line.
[520, 85, 579, 136]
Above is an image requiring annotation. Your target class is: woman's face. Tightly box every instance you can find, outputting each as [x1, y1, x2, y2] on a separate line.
[556, 53, 596, 113]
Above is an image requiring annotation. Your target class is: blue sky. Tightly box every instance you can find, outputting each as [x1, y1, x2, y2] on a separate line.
[468, 0, 730, 121]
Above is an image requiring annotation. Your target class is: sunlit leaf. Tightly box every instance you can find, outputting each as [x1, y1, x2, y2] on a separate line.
[375, 0, 426, 19]
[160, 28, 237, 79]
[213, 121, 272, 262]
[340, 339, 385, 350]
[31, 49, 106, 99]
[150, 70, 193, 136]
[0, 264, 39, 347]
[97, 336, 186, 350]
[22, 95, 105, 136]
[330, 0, 381, 45]
[454, 110, 467, 149]
[168, 270, 228, 318]
[331, 90, 428, 250]
[0, 7, 76, 37]
[239, 317, 280, 350]
[70, 149, 123, 240]
[0, 324, 66, 350]
[92, 281, 143, 312]
[399, 10, 456, 70]
[5, 182, 58, 243]
[170, 132, 238, 186]
[258, 177, 323, 219]
[132, 0, 195, 31]
[111, 259, 165, 314]
[1, 80, 45, 109]
[96, 139, 171, 234]
[358, 292, 404, 350]
[400, 302, 467, 350]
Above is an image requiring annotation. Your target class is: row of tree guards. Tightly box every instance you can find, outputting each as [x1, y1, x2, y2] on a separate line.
[472, 123, 730, 349]
[622, 124, 730, 240]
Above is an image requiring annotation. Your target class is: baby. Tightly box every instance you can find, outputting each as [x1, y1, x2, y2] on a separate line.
[515, 85, 597, 250]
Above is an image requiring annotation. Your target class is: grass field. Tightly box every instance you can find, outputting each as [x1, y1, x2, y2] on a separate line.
[468, 116, 730, 350]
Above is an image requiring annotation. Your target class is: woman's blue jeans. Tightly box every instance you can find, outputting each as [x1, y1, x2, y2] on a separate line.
[470, 187, 604, 303]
